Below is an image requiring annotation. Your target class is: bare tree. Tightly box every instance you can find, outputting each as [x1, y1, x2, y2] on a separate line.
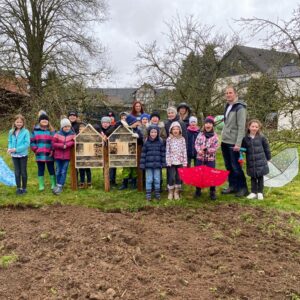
[0, 0, 108, 97]
[238, 6, 300, 136]
[136, 14, 241, 115]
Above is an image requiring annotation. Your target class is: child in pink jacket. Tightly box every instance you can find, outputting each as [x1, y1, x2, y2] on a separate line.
[52, 118, 75, 195]
[166, 121, 187, 200]
[194, 116, 219, 200]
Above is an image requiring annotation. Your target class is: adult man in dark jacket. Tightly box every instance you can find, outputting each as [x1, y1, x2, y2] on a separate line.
[221, 86, 248, 197]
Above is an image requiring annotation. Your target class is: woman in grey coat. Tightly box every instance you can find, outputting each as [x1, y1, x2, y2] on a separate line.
[242, 119, 271, 200]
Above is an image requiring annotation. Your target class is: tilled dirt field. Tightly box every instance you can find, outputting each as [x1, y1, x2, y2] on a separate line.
[0, 203, 299, 300]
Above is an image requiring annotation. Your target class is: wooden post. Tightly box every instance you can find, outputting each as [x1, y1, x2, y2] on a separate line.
[137, 144, 143, 192]
[70, 147, 77, 190]
[103, 141, 110, 192]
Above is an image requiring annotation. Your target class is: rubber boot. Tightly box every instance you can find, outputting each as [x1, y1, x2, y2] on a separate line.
[119, 179, 129, 190]
[154, 189, 161, 200]
[168, 186, 174, 200]
[174, 185, 181, 200]
[50, 175, 56, 190]
[38, 176, 45, 191]
[146, 190, 152, 201]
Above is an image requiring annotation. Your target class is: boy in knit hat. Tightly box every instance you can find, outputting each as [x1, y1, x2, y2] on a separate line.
[187, 116, 200, 167]
[149, 112, 167, 141]
[119, 115, 143, 190]
[52, 118, 76, 195]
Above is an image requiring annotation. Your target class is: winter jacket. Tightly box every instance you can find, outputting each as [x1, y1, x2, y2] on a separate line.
[30, 125, 55, 162]
[221, 99, 247, 146]
[187, 125, 200, 158]
[140, 126, 166, 169]
[52, 130, 75, 160]
[166, 122, 187, 167]
[71, 121, 81, 135]
[164, 115, 188, 142]
[242, 134, 271, 177]
[195, 131, 219, 162]
[8, 128, 30, 156]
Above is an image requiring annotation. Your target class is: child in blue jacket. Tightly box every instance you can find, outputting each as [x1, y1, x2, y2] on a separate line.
[7, 114, 30, 195]
[140, 125, 166, 200]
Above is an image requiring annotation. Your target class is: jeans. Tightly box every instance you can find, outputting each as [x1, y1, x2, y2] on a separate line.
[251, 176, 264, 193]
[37, 161, 55, 176]
[55, 159, 70, 186]
[109, 168, 116, 183]
[167, 165, 182, 187]
[79, 168, 92, 183]
[221, 142, 247, 191]
[12, 156, 28, 189]
[145, 168, 161, 191]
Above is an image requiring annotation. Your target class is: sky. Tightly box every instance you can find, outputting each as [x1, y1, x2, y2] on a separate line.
[95, 0, 299, 88]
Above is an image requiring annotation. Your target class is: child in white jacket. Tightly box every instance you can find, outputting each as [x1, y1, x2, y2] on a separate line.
[166, 121, 187, 200]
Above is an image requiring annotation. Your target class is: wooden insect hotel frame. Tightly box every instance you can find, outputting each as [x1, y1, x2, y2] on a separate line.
[74, 124, 104, 168]
[108, 125, 137, 168]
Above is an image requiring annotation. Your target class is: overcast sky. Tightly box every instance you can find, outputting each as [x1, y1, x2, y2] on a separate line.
[95, 0, 299, 88]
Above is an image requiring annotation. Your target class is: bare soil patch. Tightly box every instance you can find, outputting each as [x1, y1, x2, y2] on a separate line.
[0, 203, 299, 300]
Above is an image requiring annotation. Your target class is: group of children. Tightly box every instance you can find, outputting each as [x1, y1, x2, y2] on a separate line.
[7, 105, 271, 201]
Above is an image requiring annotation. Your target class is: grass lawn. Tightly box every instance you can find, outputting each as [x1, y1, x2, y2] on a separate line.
[0, 131, 299, 213]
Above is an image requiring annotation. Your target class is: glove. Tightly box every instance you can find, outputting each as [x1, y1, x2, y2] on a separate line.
[132, 133, 139, 138]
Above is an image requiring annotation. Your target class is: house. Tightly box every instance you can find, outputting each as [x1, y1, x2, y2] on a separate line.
[86, 84, 169, 120]
[0, 72, 30, 116]
[217, 45, 300, 130]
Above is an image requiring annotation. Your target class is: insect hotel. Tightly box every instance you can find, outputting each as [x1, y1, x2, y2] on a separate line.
[108, 126, 137, 167]
[75, 124, 104, 168]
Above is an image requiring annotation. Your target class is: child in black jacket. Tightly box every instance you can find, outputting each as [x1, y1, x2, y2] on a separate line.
[242, 119, 271, 200]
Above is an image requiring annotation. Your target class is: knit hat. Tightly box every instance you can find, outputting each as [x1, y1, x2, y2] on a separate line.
[169, 121, 182, 134]
[140, 113, 150, 121]
[126, 114, 138, 126]
[119, 111, 128, 118]
[167, 106, 177, 115]
[68, 110, 78, 117]
[150, 111, 160, 120]
[189, 116, 198, 124]
[204, 115, 215, 125]
[147, 125, 160, 137]
[38, 114, 49, 122]
[101, 116, 111, 124]
[60, 118, 71, 128]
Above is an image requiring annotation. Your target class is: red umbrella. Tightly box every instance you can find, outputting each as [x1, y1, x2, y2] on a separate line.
[178, 165, 229, 188]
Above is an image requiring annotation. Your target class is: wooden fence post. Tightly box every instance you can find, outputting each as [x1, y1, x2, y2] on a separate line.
[103, 141, 110, 192]
[137, 144, 143, 192]
[70, 147, 77, 190]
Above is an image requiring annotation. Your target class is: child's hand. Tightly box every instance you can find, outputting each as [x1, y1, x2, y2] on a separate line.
[132, 133, 139, 138]
[63, 145, 67, 149]
[7, 148, 16, 153]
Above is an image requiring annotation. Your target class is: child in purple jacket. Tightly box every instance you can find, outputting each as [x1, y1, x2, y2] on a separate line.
[194, 116, 219, 200]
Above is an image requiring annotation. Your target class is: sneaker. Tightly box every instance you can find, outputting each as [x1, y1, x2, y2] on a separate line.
[221, 187, 237, 194]
[247, 193, 257, 199]
[87, 183, 92, 188]
[235, 188, 248, 197]
[16, 188, 23, 195]
[257, 193, 264, 200]
[21, 189, 27, 194]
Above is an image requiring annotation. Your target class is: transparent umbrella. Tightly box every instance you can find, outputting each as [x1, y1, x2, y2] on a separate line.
[264, 148, 299, 187]
[0, 156, 16, 186]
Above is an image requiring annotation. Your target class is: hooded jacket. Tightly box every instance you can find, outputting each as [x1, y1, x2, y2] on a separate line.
[8, 127, 30, 157]
[221, 99, 247, 146]
[187, 125, 200, 158]
[140, 126, 166, 169]
[52, 130, 75, 160]
[242, 134, 271, 177]
[164, 115, 188, 142]
[166, 122, 187, 167]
